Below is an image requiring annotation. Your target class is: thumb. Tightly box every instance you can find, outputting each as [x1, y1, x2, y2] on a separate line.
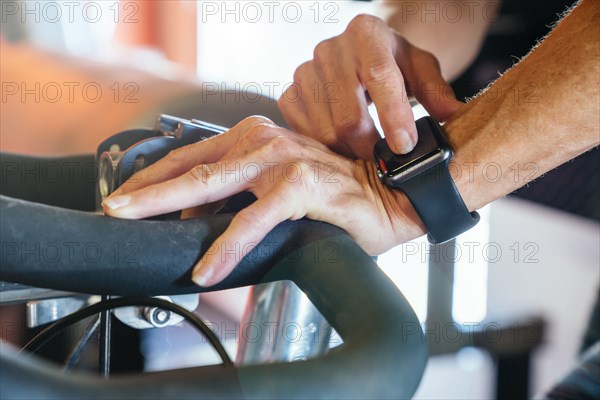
[403, 46, 464, 122]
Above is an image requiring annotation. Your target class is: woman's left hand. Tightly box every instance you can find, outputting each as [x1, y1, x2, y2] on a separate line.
[102, 116, 424, 287]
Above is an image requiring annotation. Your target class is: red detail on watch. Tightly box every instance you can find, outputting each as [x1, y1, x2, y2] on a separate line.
[378, 159, 387, 175]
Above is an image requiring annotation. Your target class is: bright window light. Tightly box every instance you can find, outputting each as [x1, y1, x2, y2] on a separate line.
[378, 237, 430, 323]
[59, 1, 118, 57]
[196, 1, 378, 96]
[452, 204, 491, 324]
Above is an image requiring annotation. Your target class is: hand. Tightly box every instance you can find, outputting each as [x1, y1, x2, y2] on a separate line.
[278, 14, 463, 159]
[102, 116, 424, 287]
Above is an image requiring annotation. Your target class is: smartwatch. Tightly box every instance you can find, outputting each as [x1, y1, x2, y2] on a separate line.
[374, 116, 479, 244]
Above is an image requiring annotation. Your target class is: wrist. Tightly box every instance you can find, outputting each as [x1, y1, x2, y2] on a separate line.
[372, 116, 481, 244]
[358, 159, 426, 243]
[443, 107, 486, 212]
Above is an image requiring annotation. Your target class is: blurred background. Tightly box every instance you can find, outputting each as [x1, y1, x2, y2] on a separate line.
[1, 1, 598, 399]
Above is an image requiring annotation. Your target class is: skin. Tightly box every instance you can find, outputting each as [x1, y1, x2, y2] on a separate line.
[102, 116, 424, 286]
[103, 0, 599, 288]
[278, 14, 463, 159]
[278, 1, 499, 159]
[446, 0, 599, 210]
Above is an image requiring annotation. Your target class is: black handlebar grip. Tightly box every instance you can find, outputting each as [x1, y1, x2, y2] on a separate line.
[0, 195, 338, 295]
[0, 150, 427, 399]
[1, 153, 97, 211]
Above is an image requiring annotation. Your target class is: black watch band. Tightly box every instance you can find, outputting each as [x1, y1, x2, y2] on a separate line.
[400, 157, 479, 244]
[374, 116, 479, 244]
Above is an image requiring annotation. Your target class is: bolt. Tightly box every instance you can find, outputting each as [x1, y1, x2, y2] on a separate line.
[143, 307, 172, 328]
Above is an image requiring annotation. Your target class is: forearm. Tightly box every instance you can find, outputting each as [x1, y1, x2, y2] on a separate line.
[380, 0, 499, 79]
[444, 0, 599, 211]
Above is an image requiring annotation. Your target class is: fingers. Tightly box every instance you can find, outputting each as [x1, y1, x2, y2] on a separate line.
[312, 41, 380, 159]
[399, 44, 464, 122]
[103, 120, 291, 220]
[278, 84, 312, 135]
[192, 187, 301, 287]
[356, 41, 416, 155]
[280, 30, 384, 159]
[293, 62, 336, 144]
[101, 116, 414, 290]
[280, 60, 356, 158]
[278, 13, 464, 158]
[109, 116, 269, 197]
[102, 160, 252, 219]
[339, 15, 415, 155]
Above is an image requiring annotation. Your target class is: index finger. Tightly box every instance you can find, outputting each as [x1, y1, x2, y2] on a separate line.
[356, 39, 416, 154]
[110, 116, 270, 197]
[102, 158, 252, 219]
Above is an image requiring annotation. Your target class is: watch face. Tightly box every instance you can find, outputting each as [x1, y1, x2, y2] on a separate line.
[374, 117, 452, 185]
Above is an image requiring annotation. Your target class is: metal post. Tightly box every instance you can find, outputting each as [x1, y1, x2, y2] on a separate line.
[236, 281, 333, 365]
[98, 295, 111, 377]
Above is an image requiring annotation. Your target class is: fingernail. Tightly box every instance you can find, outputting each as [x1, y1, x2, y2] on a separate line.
[192, 261, 215, 287]
[394, 129, 415, 154]
[102, 195, 131, 210]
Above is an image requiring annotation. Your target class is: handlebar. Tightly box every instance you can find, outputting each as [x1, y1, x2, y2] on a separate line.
[0, 153, 427, 399]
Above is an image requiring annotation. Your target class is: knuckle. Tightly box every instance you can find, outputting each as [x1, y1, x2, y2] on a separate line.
[364, 58, 397, 84]
[296, 161, 313, 176]
[333, 110, 363, 135]
[236, 208, 268, 233]
[187, 164, 212, 186]
[166, 146, 187, 164]
[295, 161, 317, 189]
[246, 122, 277, 142]
[347, 14, 381, 33]
[277, 95, 289, 109]
[240, 115, 274, 129]
[319, 126, 339, 147]
[265, 134, 297, 156]
[313, 39, 333, 63]
[293, 62, 312, 85]
[278, 94, 299, 114]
